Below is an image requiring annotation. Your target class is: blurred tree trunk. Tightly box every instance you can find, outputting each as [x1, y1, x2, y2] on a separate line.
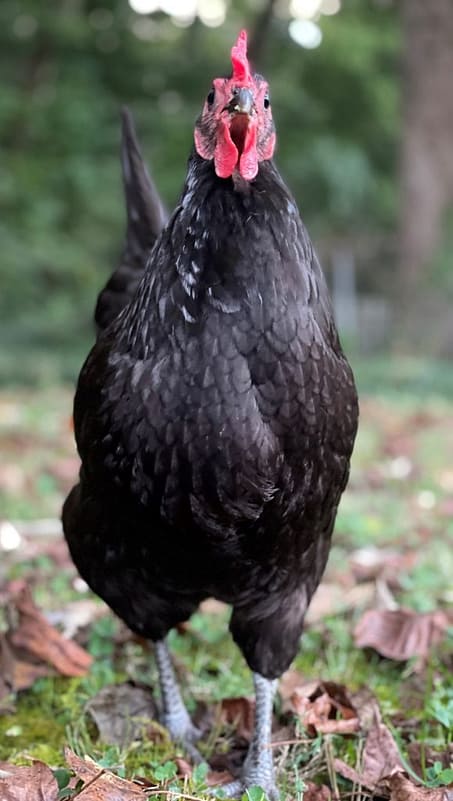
[399, 0, 453, 298]
[249, 0, 278, 67]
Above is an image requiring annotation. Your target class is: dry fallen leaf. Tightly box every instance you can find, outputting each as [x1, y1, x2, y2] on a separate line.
[354, 608, 449, 662]
[302, 782, 332, 800]
[0, 635, 52, 696]
[0, 760, 58, 801]
[218, 696, 255, 740]
[281, 676, 359, 736]
[64, 748, 148, 799]
[387, 772, 453, 801]
[206, 769, 236, 787]
[85, 682, 157, 747]
[279, 670, 317, 707]
[349, 686, 383, 732]
[174, 756, 193, 778]
[334, 720, 404, 793]
[361, 722, 405, 785]
[8, 582, 92, 677]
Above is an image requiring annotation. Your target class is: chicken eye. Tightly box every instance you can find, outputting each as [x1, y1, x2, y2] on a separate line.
[264, 94, 270, 110]
[207, 88, 215, 106]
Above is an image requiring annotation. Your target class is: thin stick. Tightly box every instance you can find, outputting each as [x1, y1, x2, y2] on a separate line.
[146, 791, 212, 800]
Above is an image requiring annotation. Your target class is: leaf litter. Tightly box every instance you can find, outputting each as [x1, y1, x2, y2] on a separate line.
[217, 696, 255, 741]
[280, 674, 359, 736]
[0, 579, 451, 799]
[0, 760, 59, 801]
[0, 581, 92, 707]
[353, 608, 451, 663]
[85, 682, 158, 748]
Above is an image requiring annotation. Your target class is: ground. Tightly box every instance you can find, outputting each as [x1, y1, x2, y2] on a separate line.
[0, 358, 452, 800]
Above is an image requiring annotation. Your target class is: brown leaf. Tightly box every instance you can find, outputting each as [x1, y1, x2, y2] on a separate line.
[0, 635, 52, 696]
[333, 758, 364, 788]
[291, 691, 330, 727]
[313, 716, 359, 734]
[64, 748, 148, 799]
[206, 769, 236, 787]
[388, 772, 453, 801]
[174, 756, 193, 778]
[0, 760, 59, 801]
[283, 678, 359, 736]
[292, 690, 359, 735]
[361, 722, 404, 785]
[279, 670, 317, 708]
[303, 782, 332, 801]
[8, 583, 92, 677]
[85, 682, 157, 747]
[334, 721, 404, 792]
[349, 687, 382, 732]
[354, 608, 449, 662]
[321, 681, 359, 720]
[218, 696, 255, 740]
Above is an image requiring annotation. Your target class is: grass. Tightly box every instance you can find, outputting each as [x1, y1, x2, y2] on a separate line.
[0, 363, 452, 799]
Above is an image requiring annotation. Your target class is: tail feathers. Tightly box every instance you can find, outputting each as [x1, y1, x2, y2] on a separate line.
[95, 107, 168, 333]
[120, 106, 167, 267]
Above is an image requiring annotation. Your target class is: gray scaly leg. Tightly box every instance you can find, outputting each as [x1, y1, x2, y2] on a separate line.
[216, 673, 279, 800]
[154, 639, 202, 761]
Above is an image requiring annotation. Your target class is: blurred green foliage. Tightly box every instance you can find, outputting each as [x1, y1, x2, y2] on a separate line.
[0, 0, 398, 384]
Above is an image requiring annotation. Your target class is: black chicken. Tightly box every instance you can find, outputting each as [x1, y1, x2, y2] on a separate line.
[63, 31, 358, 799]
[95, 107, 167, 333]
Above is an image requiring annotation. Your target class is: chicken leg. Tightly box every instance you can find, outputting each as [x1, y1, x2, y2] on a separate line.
[154, 639, 202, 761]
[217, 673, 279, 800]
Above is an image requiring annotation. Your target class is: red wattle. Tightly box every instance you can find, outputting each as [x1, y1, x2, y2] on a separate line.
[214, 119, 238, 179]
[239, 124, 258, 181]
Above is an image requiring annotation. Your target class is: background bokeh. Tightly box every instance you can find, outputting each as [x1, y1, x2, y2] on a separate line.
[2, 0, 452, 390]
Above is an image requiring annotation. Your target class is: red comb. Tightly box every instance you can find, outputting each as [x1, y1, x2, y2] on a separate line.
[231, 29, 251, 84]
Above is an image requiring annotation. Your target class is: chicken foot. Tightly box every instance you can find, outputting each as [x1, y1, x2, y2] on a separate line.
[216, 673, 279, 801]
[154, 639, 202, 762]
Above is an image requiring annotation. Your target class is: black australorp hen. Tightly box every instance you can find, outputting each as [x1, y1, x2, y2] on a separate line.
[95, 107, 167, 333]
[63, 31, 358, 799]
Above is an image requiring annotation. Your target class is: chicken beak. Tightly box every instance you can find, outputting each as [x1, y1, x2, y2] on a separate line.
[227, 87, 254, 116]
[213, 87, 258, 181]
